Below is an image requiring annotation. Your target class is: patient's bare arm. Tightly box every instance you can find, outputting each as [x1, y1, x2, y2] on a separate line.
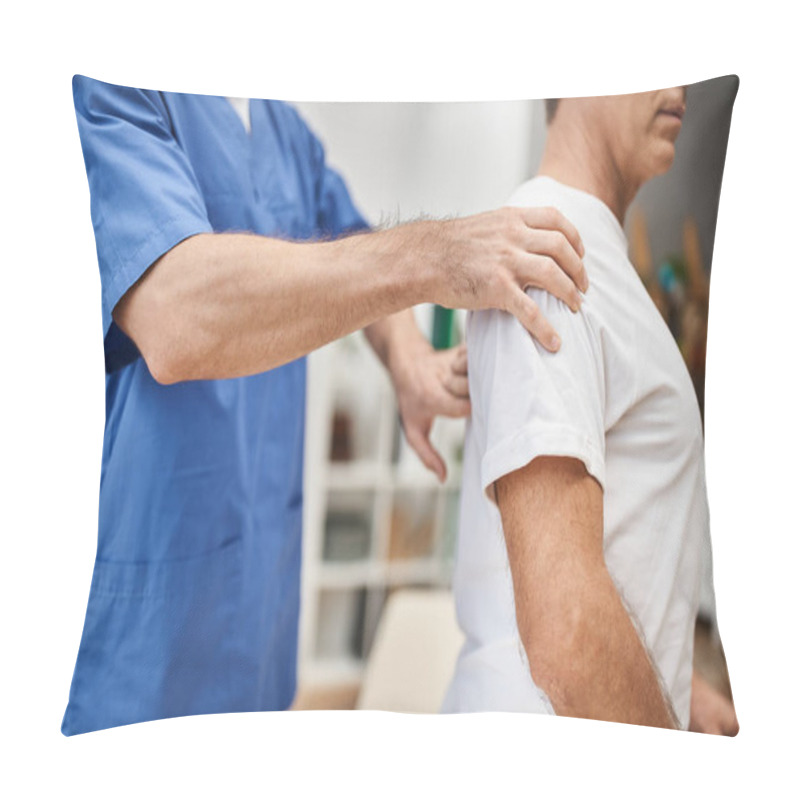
[495, 456, 678, 728]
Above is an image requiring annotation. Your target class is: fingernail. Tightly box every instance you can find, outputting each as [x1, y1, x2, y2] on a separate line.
[549, 334, 561, 351]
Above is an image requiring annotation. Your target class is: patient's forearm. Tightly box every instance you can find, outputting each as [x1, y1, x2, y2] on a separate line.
[519, 565, 678, 728]
[496, 456, 677, 730]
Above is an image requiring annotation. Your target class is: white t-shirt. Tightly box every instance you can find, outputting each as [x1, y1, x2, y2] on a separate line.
[442, 176, 708, 729]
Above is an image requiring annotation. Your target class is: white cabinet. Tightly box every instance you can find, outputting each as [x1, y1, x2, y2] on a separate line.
[299, 330, 463, 691]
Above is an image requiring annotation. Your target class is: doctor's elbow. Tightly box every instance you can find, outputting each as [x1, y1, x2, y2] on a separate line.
[144, 345, 186, 385]
[114, 305, 196, 385]
[114, 280, 203, 385]
[144, 315, 214, 384]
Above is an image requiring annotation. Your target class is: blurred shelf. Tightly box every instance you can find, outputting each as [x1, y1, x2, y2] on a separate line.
[300, 338, 464, 690]
[384, 557, 448, 585]
[389, 466, 462, 492]
[317, 558, 450, 588]
[301, 656, 365, 687]
[327, 460, 391, 491]
[317, 561, 384, 589]
[326, 461, 462, 492]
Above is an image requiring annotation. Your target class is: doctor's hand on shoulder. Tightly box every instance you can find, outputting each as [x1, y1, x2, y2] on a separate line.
[117, 205, 586, 385]
[362, 205, 587, 481]
[399, 205, 588, 352]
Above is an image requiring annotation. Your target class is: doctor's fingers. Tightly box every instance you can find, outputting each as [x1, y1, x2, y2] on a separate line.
[505, 284, 561, 353]
[519, 205, 586, 262]
[523, 223, 588, 292]
[434, 385, 471, 417]
[518, 252, 584, 313]
[521, 224, 588, 297]
[450, 344, 468, 375]
[443, 371, 469, 399]
[405, 426, 447, 482]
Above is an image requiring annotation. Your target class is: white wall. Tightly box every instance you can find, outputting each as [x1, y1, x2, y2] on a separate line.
[296, 100, 540, 224]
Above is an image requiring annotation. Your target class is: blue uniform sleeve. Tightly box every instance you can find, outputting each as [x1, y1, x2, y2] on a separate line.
[72, 75, 214, 370]
[314, 158, 370, 238]
[304, 122, 369, 238]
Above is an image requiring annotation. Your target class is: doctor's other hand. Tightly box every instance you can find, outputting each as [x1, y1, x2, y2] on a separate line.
[689, 670, 739, 736]
[389, 339, 470, 483]
[411, 206, 587, 352]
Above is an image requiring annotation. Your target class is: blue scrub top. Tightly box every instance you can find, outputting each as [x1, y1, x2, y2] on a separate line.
[63, 76, 368, 735]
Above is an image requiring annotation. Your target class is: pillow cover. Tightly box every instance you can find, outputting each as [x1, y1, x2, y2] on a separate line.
[63, 75, 738, 735]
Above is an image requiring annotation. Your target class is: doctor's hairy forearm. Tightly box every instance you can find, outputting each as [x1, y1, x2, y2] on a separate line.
[113, 206, 587, 385]
[496, 456, 679, 729]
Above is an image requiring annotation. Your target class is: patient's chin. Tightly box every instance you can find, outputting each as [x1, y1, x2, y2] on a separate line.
[646, 143, 677, 180]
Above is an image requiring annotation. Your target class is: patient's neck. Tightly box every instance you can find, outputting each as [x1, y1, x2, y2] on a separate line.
[537, 120, 639, 225]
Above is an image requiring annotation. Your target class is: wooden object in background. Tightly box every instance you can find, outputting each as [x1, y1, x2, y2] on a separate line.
[629, 207, 669, 319]
[356, 589, 464, 713]
[683, 217, 710, 304]
[330, 409, 353, 462]
[630, 207, 654, 279]
[681, 216, 711, 417]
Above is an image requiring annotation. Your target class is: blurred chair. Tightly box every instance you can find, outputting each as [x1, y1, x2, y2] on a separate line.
[356, 588, 464, 713]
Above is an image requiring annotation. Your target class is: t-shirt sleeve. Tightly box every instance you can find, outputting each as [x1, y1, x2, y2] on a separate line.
[468, 288, 606, 504]
[72, 75, 214, 346]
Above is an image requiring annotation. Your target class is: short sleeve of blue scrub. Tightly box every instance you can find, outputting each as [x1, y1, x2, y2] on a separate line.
[73, 79, 214, 349]
[62, 76, 369, 735]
